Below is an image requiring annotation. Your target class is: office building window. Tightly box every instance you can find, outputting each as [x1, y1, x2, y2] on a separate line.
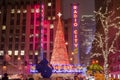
[11, 14, 14, 18]
[3, 13, 6, 25]
[10, 19, 14, 25]
[11, 9, 15, 13]
[30, 44, 33, 50]
[23, 13, 26, 18]
[22, 26, 26, 33]
[2, 25, 6, 30]
[14, 50, 18, 55]
[0, 44, 4, 50]
[30, 29, 33, 34]
[21, 36, 25, 42]
[15, 44, 18, 50]
[8, 44, 12, 50]
[30, 37, 33, 42]
[29, 55, 33, 59]
[15, 37, 19, 42]
[22, 19, 26, 25]
[10, 29, 13, 34]
[21, 50, 24, 55]
[21, 44, 25, 50]
[0, 51, 4, 56]
[1, 37, 5, 42]
[9, 37, 13, 42]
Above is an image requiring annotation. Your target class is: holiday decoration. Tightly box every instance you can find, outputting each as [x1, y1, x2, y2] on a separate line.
[87, 60, 104, 79]
[50, 12, 69, 65]
[36, 58, 53, 78]
[91, 1, 120, 79]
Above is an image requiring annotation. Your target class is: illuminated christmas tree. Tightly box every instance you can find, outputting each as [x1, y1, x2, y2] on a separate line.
[50, 13, 69, 65]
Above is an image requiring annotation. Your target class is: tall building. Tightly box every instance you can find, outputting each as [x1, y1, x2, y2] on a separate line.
[80, 15, 96, 66]
[0, 0, 61, 74]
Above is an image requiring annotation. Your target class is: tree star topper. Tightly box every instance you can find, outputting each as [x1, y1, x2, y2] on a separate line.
[57, 12, 62, 18]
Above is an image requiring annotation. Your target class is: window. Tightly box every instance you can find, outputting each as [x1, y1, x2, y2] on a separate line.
[21, 50, 24, 55]
[0, 44, 4, 50]
[22, 26, 26, 33]
[9, 44, 12, 50]
[1, 37, 5, 42]
[29, 44, 33, 50]
[9, 37, 13, 42]
[11, 14, 14, 18]
[21, 36, 25, 42]
[2, 25, 6, 30]
[16, 29, 19, 33]
[3, 13, 6, 25]
[11, 9, 15, 13]
[10, 29, 13, 33]
[10, 19, 14, 25]
[16, 19, 20, 25]
[15, 37, 19, 42]
[30, 37, 33, 42]
[29, 55, 33, 59]
[14, 50, 18, 55]
[15, 44, 18, 50]
[30, 29, 33, 34]
[23, 13, 26, 18]
[21, 44, 25, 50]
[22, 19, 26, 25]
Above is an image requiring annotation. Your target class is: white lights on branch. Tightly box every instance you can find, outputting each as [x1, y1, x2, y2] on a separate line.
[92, 3, 120, 80]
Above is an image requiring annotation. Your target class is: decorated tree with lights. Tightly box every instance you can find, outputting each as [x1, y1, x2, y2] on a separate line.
[91, 0, 120, 79]
[50, 13, 69, 65]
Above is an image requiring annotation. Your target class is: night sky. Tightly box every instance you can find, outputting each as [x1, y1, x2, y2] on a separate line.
[62, 0, 95, 19]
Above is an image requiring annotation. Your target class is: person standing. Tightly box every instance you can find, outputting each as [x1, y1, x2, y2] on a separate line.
[2, 73, 9, 80]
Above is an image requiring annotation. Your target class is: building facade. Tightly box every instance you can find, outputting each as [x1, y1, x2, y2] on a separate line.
[0, 0, 60, 74]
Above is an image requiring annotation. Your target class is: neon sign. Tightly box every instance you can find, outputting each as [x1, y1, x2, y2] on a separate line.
[72, 4, 79, 51]
[72, 3, 80, 64]
[30, 64, 86, 73]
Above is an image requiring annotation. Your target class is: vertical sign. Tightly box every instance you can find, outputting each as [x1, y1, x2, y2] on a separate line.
[72, 3, 80, 64]
[40, 4, 44, 60]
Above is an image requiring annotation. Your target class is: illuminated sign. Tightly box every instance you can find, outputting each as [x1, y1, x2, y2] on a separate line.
[40, 4, 45, 60]
[72, 4, 79, 52]
[72, 3, 80, 64]
[30, 64, 86, 73]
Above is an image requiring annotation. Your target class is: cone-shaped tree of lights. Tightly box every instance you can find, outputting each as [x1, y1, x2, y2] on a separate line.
[50, 13, 69, 65]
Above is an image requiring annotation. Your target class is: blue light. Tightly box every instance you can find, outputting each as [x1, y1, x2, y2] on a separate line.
[30, 64, 86, 75]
